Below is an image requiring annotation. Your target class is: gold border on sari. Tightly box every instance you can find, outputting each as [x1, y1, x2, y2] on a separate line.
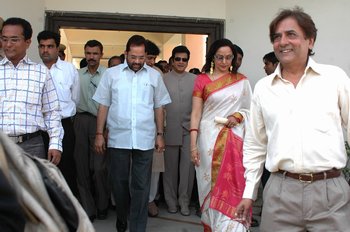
[203, 73, 245, 101]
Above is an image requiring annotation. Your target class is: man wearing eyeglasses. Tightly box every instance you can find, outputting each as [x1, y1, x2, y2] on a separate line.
[74, 39, 109, 222]
[93, 35, 171, 232]
[163, 45, 196, 216]
[0, 17, 63, 164]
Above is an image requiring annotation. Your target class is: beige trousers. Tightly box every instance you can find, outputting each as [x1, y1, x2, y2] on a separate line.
[261, 172, 350, 232]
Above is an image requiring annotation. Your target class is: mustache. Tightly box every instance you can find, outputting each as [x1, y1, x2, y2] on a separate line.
[88, 59, 96, 62]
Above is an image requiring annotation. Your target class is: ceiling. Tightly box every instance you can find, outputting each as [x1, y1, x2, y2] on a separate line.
[60, 29, 182, 59]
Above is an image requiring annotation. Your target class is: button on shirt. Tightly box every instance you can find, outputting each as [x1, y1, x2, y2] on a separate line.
[93, 63, 171, 150]
[45, 58, 80, 118]
[243, 58, 350, 200]
[0, 56, 63, 151]
[77, 65, 107, 116]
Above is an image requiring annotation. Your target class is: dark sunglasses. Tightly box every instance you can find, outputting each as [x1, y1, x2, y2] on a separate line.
[174, 57, 189, 62]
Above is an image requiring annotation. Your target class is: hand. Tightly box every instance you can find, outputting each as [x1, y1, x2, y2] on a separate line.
[235, 198, 253, 223]
[48, 149, 61, 165]
[191, 148, 200, 167]
[95, 134, 106, 155]
[155, 135, 165, 153]
[226, 115, 239, 128]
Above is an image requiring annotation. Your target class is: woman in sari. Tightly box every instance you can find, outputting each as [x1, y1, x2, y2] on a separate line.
[190, 39, 252, 232]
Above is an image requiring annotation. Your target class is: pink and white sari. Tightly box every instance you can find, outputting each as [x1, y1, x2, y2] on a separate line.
[193, 73, 252, 232]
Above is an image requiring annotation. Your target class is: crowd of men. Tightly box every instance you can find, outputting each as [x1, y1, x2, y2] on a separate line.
[1, 5, 350, 232]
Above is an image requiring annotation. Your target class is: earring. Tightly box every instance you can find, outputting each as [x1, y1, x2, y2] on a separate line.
[210, 61, 214, 75]
[229, 66, 233, 72]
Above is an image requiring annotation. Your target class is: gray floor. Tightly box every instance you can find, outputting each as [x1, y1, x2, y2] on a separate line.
[93, 199, 262, 232]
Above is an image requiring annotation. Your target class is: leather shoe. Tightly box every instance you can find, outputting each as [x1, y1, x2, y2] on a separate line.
[251, 217, 259, 227]
[116, 219, 127, 232]
[180, 205, 190, 216]
[148, 201, 159, 217]
[97, 209, 108, 220]
[88, 214, 96, 223]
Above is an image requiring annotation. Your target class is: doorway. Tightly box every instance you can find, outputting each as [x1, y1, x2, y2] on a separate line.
[45, 11, 224, 69]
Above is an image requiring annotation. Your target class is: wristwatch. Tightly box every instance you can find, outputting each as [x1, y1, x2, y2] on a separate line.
[157, 132, 165, 136]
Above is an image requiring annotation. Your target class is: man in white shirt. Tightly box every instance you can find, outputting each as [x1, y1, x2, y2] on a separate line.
[235, 7, 350, 231]
[37, 30, 80, 196]
[93, 35, 171, 232]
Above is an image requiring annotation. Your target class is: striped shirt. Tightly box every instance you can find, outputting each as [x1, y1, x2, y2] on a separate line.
[0, 56, 63, 151]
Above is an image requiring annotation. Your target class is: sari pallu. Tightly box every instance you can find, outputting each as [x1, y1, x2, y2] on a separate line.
[193, 73, 252, 231]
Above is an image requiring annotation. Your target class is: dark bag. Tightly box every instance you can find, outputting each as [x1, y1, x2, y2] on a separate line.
[33, 158, 79, 232]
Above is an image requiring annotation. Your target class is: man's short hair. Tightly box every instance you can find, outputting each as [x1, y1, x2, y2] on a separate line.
[108, 56, 122, 67]
[263, 52, 278, 64]
[125, 35, 146, 52]
[233, 44, 244, 57]
[2, 17, 32, 40]
[171, 45, 190, 60]
[145, 40, 160, 56]
[37, 30, 60, 47]
[269, 6, 317, 55]
[84, 40, 103, 53]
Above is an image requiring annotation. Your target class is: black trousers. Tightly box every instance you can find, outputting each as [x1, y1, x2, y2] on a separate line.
[43, 117, 78, 197]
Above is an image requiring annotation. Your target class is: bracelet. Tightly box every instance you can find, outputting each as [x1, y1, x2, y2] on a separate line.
[96, 132, 103, 136]
[157, 132, 165, 136]
[232, 112, 243, 124]
[189, 128, 199, 133]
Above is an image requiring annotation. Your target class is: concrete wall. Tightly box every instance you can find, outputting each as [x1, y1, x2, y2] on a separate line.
[2, 0, 350, 88]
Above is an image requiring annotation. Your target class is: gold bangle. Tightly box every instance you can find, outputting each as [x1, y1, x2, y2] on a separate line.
[232, 112, 243, 124]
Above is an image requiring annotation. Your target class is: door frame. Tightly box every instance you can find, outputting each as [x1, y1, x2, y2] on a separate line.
[45, 11, 225, 50]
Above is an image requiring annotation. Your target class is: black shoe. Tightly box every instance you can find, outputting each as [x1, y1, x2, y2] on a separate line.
[97, 209, 108, 220]
[89, 214, 96, 223]
[251, 217, 259, 227]
[116, 219, 127, 232]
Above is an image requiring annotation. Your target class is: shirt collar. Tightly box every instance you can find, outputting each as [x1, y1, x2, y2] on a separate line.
[121, 62, 147, 73]
[40, 57, 62, 70]
[269, 57, 320, 85]
[83, 65, 104, 74]
[0, 55, 35, 66]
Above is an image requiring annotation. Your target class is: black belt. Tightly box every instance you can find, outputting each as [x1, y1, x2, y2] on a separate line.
[62, 116, 73, 122]
[8, 131, 42, 144]
[77, 112, 96, 117]
[278, 169, 341, 183]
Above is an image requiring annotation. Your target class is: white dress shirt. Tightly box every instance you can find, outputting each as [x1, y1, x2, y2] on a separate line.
[93, 63, 171, 150]
[47, 58, 80, 118]
[243, 58, 350, 200]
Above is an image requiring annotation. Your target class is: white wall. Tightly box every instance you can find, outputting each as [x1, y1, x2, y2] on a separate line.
[44, 0, 226, 18]
[1, 0, 46, 62]
[227, 0, 350, 88]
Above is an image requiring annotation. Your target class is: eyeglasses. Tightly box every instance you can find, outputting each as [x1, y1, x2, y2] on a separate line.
[0, 36, 25, 44]
[174, 57, 189, 62]
[214, 54, 234, 62]
[128, 55, 145, 61]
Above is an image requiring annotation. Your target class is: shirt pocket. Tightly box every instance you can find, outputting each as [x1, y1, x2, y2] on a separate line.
[140, 82, 154, 105]
[56, 82, 72, 102]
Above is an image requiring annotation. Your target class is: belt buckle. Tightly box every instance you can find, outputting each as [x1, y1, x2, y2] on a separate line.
[299, 173, 313, 183]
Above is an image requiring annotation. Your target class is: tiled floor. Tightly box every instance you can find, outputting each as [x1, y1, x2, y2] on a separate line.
[93, 200, 262, 232]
